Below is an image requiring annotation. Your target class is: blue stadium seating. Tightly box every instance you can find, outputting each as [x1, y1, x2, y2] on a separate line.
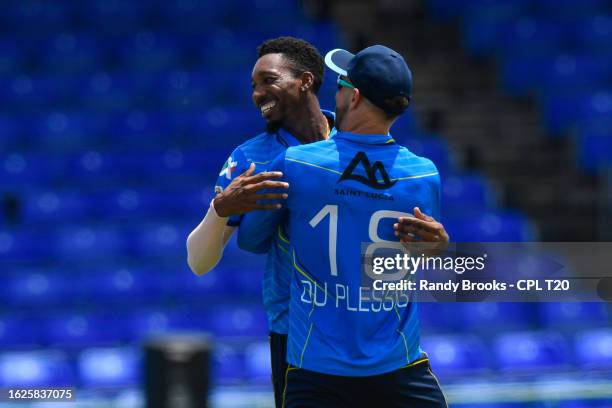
[446, 0, 612, 179]
[445, 212, 535, 241]
[54, 225, 128, 262]
[244, 341, 273, 384]
[4, 269, 80, 308]
[204, 304, 268, 338]
[40, 33, 105, 75]
[0, 315, 40, 348]
[455, 303, 538, 332]
[42, 313, 127, 347]
[78, 347, 140, 387]
[120, 33, 185, 73]
[575, 328, 612, 369]
[442, 174, 494, 217]
[576, 123, 612, 174]
[0, 350, 74, 387]
[539, 302, 610, 329]
[493, 331, 570, 371]
[421, 334, 490, 375]
[576, 16, 612, 55]
[0, 40, 27, 77]
[212, 343, 245, 384]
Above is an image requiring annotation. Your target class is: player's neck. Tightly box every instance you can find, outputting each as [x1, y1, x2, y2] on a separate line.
[283, 96, 328, 144]
[341, 112, 391, 135]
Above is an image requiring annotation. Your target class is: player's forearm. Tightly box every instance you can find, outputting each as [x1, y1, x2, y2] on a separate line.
[186, 200, 234, 276]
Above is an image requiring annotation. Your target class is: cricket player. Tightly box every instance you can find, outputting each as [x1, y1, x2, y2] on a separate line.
[239, 45, 448, 407]
[186, 37, 333, 407]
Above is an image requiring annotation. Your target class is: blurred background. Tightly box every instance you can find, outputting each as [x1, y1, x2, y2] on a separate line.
[0, 0, 611, 407]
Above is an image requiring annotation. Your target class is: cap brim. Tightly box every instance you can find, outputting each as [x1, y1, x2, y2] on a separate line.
[324, 48, 354, 77]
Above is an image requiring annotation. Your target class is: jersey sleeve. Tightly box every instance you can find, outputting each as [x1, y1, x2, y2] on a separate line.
[214, 147, 250, 227]
[237, 151, 288, 253]
[431, 166, 442, 221]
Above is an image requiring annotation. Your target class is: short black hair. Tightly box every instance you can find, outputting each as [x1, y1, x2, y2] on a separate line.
[257, 36, 324, 94]
[382, 96, 411, 119]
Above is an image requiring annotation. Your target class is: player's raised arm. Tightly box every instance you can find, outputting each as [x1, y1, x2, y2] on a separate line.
[186, 162, 288, 275]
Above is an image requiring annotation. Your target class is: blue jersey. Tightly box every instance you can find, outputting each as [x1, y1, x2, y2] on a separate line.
[240, 131, 440, 376]
[214, 110, 335, 334]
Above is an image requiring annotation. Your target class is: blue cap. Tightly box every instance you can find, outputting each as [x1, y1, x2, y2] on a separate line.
[325, 45, 413, 115]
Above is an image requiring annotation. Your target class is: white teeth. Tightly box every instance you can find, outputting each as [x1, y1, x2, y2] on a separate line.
[260, 101, 277, 114]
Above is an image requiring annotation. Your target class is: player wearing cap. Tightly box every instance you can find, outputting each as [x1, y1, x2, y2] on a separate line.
[239, 45, 448, 407]
[186, 37, 334, 408]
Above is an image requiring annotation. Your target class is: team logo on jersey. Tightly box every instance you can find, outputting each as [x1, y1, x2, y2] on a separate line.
[338, 151, 397, 190]
[219, 156, 238, 180]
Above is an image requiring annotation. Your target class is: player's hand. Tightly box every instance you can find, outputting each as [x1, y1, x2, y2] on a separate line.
[213, 163, 289, 217]
[394, 207, 449, 249]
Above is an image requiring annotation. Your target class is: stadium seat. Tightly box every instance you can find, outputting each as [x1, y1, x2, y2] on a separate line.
[575, 117, 612, 171]
[78, 347, 140, 387]
[493, 331, 571, 371]
[404, 137, 454, 176]
[244, 341, 272, 384]
[211, 343, 245, 384]
[204, 304, 268, 338]
[0, 229, 56, 261]
[444, 212, 535, 241]
[120, 33, 184, 73]
[539, 302, 610, 329]
[106, 110, 172, 148]
[4, 269, 79, 308]
[54, 225, 128, 262]
[32, 111, 100, 151]
[164, 265, 235, 299]
[455, 303, 538, 332]
[1, 0, 70, 34]
[124, 307, 216, 342]
[80, 267, 156, 304]
[418, 303, 460, 332]
[498, 19, 569, 58]
[535, 0, 610, 18]
[79, 72, 137, 112]
[22, 190, 93, 224]
[0, 40, 28, 77]
[576, 16, 612, 55]
[40, 33, 105, 75]
[42, 313, 127, 347]
[76, 0, 149, 34]
[0, 115, 20, 151]
[574, 328, 612, 369]
[421, 334, 490, 375]
[441, 174, 495, 216]
[157, 70, 217, 111]
[0, 350, 74, 387]
[0, 315, 40, 348]
[130, 222, 189, 259]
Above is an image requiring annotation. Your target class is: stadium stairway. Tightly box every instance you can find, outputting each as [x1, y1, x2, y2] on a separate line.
[325, 0, 601, 241]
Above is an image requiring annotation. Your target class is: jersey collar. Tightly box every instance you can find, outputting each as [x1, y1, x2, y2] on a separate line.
[333, 131, 395, 145]
[276, 109, 338, 146]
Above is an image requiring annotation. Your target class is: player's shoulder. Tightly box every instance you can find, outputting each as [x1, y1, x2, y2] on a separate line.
[232, 131, 273, 157]
[285, 138, 337, 160]
[395, 144, 440, 176]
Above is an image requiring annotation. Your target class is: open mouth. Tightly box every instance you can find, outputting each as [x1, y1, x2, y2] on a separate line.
[260, 100, 277, 117]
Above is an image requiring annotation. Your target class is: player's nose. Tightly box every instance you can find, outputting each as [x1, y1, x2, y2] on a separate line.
[252, 87, 265, 107]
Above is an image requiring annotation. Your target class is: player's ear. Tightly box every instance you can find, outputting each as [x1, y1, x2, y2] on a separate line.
[299, 71, 314, 93]
[349, 88, 361, 110]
